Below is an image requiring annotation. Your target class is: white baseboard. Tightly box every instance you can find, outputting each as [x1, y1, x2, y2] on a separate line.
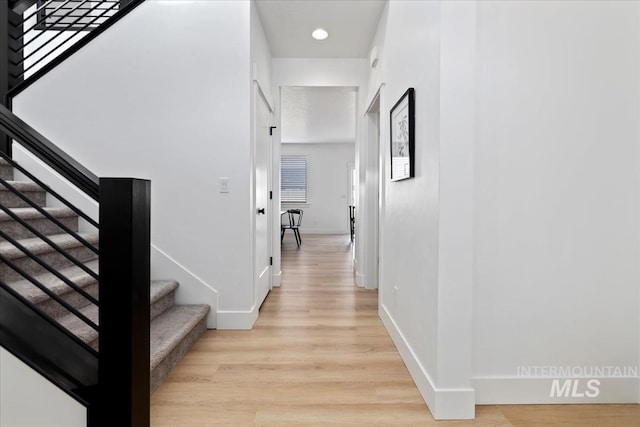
[272, 270, 282, 287]
[299, 229, 349, 235]
[216, 305, 259, 330]
[379, 303, 475, 420]
[473, 376, 640, 404]
[355, 271, 365, 288]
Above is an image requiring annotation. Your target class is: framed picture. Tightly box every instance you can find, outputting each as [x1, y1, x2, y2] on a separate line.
[390, 88, 415, 181]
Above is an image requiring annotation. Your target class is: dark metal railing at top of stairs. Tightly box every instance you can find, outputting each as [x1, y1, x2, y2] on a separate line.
[1, 0, 146, 155]
[0, 2, 151, 423]
[4, 0, 146, 97]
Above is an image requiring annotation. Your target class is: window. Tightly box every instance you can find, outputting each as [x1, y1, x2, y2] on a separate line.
[281, 156, 307, 203]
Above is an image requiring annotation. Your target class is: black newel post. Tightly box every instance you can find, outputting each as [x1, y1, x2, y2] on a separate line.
[91, 178, 151, 427]
[0, 4, 8, 110]
[0, 2, 21, 156]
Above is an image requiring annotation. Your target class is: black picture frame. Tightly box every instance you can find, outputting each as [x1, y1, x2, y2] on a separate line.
[389, 88, 415, 181]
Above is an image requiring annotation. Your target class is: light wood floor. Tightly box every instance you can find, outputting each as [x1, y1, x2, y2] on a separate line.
[150, 234, 640, 426]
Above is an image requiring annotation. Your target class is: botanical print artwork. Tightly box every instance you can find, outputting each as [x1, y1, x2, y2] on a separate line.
[390, 88, 414, 181]
[392, 110, 409, 157]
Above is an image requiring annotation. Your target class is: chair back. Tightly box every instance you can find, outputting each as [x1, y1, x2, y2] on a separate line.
[287, 209, 303, 227]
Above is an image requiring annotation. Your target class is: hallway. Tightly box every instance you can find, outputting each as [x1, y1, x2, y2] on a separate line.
[150, 234, 437, 426]
[150, 235, 640, 426]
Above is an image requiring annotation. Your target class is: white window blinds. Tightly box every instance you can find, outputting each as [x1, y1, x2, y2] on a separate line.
[281, 156, 307, 203]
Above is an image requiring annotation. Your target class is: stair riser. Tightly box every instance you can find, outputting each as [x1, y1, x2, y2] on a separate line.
[151, 290, 177, 321]
[0, 216, 79, 242]
[38, 281, 98, 321]
[57, 294, 193, 352]
[0, 190, 46, 208]
[41, 285, 174, 340]
[78, 321, 208, 367]
[150, 316, 207, 394]
[0, 166, 12, 180]
[0, 245, 99, 282]
[52, 286, 175, 349]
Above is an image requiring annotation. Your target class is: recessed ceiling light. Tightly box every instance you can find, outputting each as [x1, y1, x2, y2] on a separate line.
[312, 28, 329, 41]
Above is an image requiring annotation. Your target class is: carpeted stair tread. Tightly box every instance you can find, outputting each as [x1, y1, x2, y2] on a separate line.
[0, 231, 98, 260]
[56, 283, 200, 349]
[0, 181, 42, 192]
[150, 305, 210, 371]
[8, 260, 99, 304]
[11, 275, 177, 313]
[0, 180, 46, 208]
[150, 280, 179, 305]
[0, 206, 79, 242]
[0, 207, 78, 222]
[9, 274, 175, 319]
[57, 302, 99, 345]
[0, 160, 12, 180]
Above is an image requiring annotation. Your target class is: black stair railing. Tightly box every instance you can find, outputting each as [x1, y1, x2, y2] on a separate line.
[6, 0, 145, 95]
[0, 1, 149, 424]
[0, 105, 150, 426]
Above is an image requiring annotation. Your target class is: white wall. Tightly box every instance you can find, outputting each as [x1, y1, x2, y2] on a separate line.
[371, 0, 476, 419]
[281, 143, 354, 235]
[281, 86, 356, 143]
[372, 0, 640, 419]
[271, 58, 368, 287]
[471, 0, 640, 403]
[366, 2, 386, 107]
[436, 0, 477, 411]
[0, 349, 85, 427]
[251, 0, 273, 105]
[11, 0, 254, 324]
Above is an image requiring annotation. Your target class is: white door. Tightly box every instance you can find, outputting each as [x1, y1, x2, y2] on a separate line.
[255, 87, 272, 308]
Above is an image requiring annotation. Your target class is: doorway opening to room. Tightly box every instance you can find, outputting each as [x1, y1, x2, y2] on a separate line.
[358, 87, 381, 290]
[278, 86, 358, 265]
[348, 161, 356, 245]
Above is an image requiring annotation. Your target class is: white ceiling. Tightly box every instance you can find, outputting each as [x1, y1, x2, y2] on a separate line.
[255, 0, 387, 58]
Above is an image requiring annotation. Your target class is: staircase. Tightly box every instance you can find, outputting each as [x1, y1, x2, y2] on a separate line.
[0, 156, 210, 394]
[0, 2, 204, 424]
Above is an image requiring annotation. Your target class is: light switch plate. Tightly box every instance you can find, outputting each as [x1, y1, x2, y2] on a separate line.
[219, 178, 229, 193]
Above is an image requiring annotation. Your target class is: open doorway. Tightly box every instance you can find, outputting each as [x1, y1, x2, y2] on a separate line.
[348, 161, 356, 245]
[359, 88, 381, 290]
[278, 86, 357, 258]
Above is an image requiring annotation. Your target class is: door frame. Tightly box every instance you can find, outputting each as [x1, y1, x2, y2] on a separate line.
[361, 85, 383, 290]
[253, 81, 274, 309]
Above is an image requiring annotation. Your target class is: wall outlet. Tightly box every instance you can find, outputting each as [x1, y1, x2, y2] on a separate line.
[393, 286, 399, 306]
